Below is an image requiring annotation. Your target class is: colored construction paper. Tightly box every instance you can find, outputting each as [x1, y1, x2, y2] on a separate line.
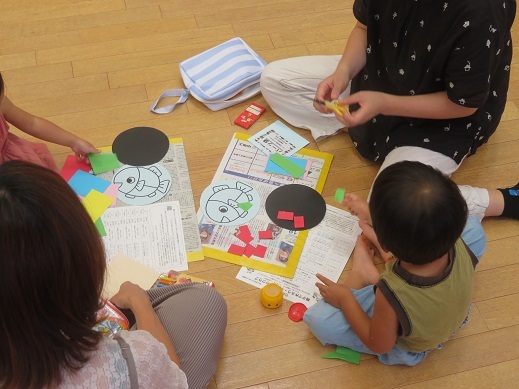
[237, 232, 254, 245]
[243, 244, 256, 258]
[277, 211, 294, 220]
[228, 244, 246, 256]
[322, 346, 361, 364]
[88, 152, 120, 175]
[335, 188, 346, 203]
[112, 126, 169, 166]
[254, 245, 267, 258]
[238, 201, 253, 211]
[60, 155, 91, 181]
[82, 190, 114, 222]
[266, 184, 326, 231]
[239, 225, 252, 236]
[293, 215, 305, 228]
[68, 170, 111, 197]
[94, 218, 107, 237]
[265, 154, 308, 177]
[258, 230, 274, 239]
[104, 183, 120, 206]
[269, 153, 306, 178]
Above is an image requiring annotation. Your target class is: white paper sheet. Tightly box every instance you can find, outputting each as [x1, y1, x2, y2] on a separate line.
[101, 201, 188, 272]
[236, 205, 361, 307]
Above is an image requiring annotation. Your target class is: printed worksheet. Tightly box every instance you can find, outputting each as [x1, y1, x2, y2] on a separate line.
[197, 132, 333, 277]
[101, 201, 188, 272]
[236, 205, 361, 307]
[99, 139, 203, 262]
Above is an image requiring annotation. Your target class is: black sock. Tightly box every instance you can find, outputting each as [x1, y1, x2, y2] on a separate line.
[498, 182, 519, 219]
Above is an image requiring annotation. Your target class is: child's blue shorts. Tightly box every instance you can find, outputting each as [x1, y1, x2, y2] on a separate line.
[303, 215, 486, 366]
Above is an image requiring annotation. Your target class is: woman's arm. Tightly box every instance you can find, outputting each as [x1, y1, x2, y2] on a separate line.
[316, 275, 398, 354]
[337, 90, 477, 128]
[110, 282, 182, 368]
[314, 22, 368, 111]
[1, 96, 98, 159]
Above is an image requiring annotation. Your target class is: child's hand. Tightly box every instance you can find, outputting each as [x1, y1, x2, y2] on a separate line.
[315, 273, 350, 309]
[314, 72, 350, 114]
[71, 137, 99, 161]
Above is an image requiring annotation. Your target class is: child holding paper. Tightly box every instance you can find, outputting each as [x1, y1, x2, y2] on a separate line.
[0, 161, 227, 388]
[304, 161, 491, 365]
[0, 72, 98, 171]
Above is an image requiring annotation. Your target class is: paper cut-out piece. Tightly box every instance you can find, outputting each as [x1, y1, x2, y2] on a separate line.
[88, 152, 120, 175]
[254, 245, 267, 258]
[104, 183, 120, 206]
[243, 244, 256, 258]
[258, 230, 274, 239]
[200, 180, 261, 226]
[266, 184, 326, 231]
[293, 215, 305, 229]
[322, 346, 361, 365]
[239, 225, 251, 236]
[60, 155, 91, 181]
[265, 154, 307, 176]
[335, 188, 346, 203]
[237, 231, 254, 245]
[228, 244, 246, 256]
[112, 127, 169, 166]
[95, 218, 107, 237]
[68, 170, 111, 197]
[82, 190, 114, 222]
[113, 164, 171, 206]
[269, 153, 306, 178]
[238, 201, 253, 211]
[277, 211, 294, 220]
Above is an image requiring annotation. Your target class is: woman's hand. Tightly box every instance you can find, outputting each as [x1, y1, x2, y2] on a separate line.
[335, 90, 388, 127]
[110, 281, 151, 311]
[314, 71, 351, 114]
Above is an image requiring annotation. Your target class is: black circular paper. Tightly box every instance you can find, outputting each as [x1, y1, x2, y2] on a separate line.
[265, 184, 326, 231]
[112, 127, 169, 166]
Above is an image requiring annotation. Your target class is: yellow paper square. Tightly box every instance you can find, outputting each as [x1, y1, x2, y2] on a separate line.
[82, 189, 114, 222]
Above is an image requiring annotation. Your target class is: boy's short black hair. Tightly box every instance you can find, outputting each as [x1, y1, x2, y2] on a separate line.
[369, 161, 468, 264]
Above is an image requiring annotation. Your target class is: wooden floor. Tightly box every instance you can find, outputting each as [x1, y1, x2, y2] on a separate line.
[2, 1, 518, 388]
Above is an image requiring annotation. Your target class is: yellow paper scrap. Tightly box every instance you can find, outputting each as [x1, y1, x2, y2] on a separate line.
[82, 189, 114, 222]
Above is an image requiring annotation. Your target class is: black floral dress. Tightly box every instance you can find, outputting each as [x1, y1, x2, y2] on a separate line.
[349, 0, 516, 164]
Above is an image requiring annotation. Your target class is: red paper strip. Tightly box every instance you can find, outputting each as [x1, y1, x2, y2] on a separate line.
[293, 215, 305, 228]
[243, 244, 256, 258]
[258, 230, 274, 239]
[277, 211, 294, 220]
[237, 232, 254, 245]
[228, 244, 246, 256]
[254, 245, 267, 258]
[239, 225, 252, 236]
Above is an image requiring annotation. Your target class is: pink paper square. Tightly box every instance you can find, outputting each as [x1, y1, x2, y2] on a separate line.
[293, 215, 305, 228]
[258, 230, 274, 239]
[277, 211, 294, 220]
[228, 244, 246, 256]
[254, 245, 267, 258]
[243, 244, 256, 258]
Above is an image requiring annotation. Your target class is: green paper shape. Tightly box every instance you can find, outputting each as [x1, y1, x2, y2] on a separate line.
[88, 152, 120, 175]
[269, 153, 306, 178]
[335, 188, 345, 203]
[238, 202, 253, 211]
[322, 346, 361, 365]
[94, 218, 107, 237]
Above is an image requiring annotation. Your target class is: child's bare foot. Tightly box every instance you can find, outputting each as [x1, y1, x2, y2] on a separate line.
[358, 219, 394, 262]
[344, 236, 380, 289]
[342, 193, 372, 224]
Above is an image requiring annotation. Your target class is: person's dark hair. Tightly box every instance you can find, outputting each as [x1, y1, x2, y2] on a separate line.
[0, 161, 106, 388]
[0, 72, 4, 96]
[369, 161, 468, 264]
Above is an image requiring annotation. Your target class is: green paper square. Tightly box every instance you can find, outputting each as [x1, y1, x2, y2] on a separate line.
[335, 188, 346, 203]
[238, 202, 253, 211]
[322, 346, 361, 364]
[88, 152, 120, 175]
[94, 218, 107, 237]
[270, 153, 306, 178]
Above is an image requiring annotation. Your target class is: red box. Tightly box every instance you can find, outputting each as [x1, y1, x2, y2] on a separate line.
[234, 103, 266, 129]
